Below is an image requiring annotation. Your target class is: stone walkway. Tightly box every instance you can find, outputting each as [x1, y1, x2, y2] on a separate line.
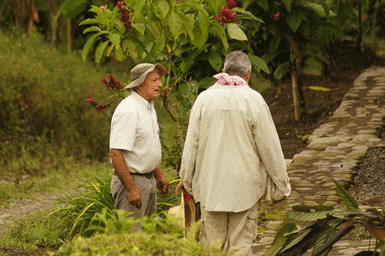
[252, 66, 385, 256]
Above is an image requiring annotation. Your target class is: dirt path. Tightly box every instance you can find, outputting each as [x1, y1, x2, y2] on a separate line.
[0, 191, 65, 233]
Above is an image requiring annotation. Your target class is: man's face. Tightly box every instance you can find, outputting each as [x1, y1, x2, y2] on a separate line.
[136, 71, 162, 102]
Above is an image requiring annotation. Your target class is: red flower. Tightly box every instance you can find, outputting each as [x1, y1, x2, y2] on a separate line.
[227, 0, 237, 9]
[117, 1, 132, 31]
[215, 6, 237, 25]
[274, 12, 280, 21]
[100, 6, 105, 13]
[100, 74, 123, 91]
[86, 95, 93, 103]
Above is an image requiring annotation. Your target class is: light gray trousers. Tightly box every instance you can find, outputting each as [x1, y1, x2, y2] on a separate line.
[200, 202, 259, 256]
[111, 174, 157, 232]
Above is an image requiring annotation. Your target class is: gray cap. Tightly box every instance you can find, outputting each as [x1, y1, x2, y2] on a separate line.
[124, 63, 168, 90]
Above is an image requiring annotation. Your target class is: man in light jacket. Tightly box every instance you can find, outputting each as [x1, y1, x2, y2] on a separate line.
[176, 51, 291, 255]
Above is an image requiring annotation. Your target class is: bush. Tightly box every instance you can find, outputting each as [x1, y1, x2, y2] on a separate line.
[0, 32, 129, 174]
[52, 232, 229, 256]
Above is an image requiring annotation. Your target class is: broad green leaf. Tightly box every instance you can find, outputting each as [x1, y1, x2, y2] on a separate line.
[256, 0, 269, 11]
[122, 39, 139, 59]
[269, 36, 281, 54]
[82, 31, 108, 62]
[158, 0, 170, 18]
[282, 0, 292, 12]
[106, 43, 115, 57]
[331, 178, 359, 210]
[320, 2, 330, 18]
[182, 2, 209, 16]
[305, 2, 336, 17]
[83, 26, 101, 34]
[280, 228, 312, 253]
[131, 0, 146, 22]
[152, 32, 166, 56]
[286, 10, 306, 33]
[312, 226, 335, 256]
[199, 77, 217, 89]
[79, 18, 99, 26]
[108, 34, 121, 46]
[249, 55, 270, 74]
[231, 8, 264, 23]
[262, 223, 297, 256]
[286, 210, 332, 222]
[168, 12, 183, 41]
[208, 51, 223, 72]
[274, 61, 290, 80]
[132, 23, 146, 37]
[212, 21, 228, 50]
[95, 41, 109, 64]
[179, 83, 190, 96]
[227, 23, 248, 41]
[193, 12, 209, 49]
[177, 13, 195, 41]
[129, 37, 148, 55]
[205, 0, 226, 14]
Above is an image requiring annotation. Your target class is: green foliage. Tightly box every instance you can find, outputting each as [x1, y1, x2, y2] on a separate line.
[49, 167, 115, 238]
[1, 209, 63, 249]
[51, 231, 228, 256]
[331, 178, 359, 210]
[267, 178, 385, 255]
[0, 32, 127, 175]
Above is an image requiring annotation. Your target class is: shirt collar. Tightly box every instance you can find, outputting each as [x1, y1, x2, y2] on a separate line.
[131, 90, 154, 110]
[213, 72, 249, 86]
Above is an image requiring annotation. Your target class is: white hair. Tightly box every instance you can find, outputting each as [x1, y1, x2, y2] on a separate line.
[223, 51, 251, 76]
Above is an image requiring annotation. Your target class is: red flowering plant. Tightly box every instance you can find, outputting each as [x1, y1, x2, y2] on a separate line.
[86, 73, 125, 113]
[215, 6, 237, 25]
[227, 0, 237, 9]
[80, 0, 267, 160]
[117, 1, 132, 31]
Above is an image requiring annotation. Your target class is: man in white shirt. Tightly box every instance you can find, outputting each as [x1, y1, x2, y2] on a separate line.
[177, 51, 291, 255]
[110, 63, 171, 231]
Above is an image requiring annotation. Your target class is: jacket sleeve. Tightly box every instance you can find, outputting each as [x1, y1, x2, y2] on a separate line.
[179, 101, 201, 194]
[253, 104, 291, 197]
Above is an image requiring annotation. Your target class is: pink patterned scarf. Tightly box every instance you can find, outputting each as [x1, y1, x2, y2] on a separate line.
[213, 72, 248, 86]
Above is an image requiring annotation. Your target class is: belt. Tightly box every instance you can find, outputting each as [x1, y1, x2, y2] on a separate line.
[129, 171, 154, 178]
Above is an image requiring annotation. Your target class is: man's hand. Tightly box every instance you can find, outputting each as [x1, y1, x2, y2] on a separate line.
[128, 187, 142, 209]
[157, 179, 171, 197]
[175, 180, 184, 195]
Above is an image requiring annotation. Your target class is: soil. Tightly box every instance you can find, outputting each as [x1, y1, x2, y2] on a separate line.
[2, 42, 385, 255]
[260, 43, 385, 203]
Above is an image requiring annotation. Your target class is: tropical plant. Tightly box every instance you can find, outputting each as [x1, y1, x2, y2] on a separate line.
[244, 0, 343, 120]
[264, 178, 385, 256]
[80, 0, 269, 161]
[50, 218, 228, 256]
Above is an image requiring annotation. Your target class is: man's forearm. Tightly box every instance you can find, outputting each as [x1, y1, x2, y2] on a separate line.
[110, 148, 136, 192]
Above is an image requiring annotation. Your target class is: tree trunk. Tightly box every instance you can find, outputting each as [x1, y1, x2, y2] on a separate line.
[356, 1, 362, 51]
[283, 32, 306, 120]
[292, 71, 301, 121]
[371, 0, 379, 48]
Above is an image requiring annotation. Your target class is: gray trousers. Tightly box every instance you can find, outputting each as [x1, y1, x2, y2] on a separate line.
[200, 202, 259, 256]
[111, 173, 157, 232]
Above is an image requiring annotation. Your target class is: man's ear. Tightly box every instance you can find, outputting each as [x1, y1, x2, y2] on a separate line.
[244, 71, 251, 82]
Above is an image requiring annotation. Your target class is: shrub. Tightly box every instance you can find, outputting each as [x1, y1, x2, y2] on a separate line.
[0, 32, 129, 175]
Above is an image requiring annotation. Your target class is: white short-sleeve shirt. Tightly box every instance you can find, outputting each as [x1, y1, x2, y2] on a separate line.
[110, 91, 162, 174]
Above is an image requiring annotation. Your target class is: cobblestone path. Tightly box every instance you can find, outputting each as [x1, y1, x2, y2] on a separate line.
[253, 66, 385, 256]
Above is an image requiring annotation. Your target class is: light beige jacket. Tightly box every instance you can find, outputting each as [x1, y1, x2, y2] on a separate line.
[180, 81, 291, 212]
